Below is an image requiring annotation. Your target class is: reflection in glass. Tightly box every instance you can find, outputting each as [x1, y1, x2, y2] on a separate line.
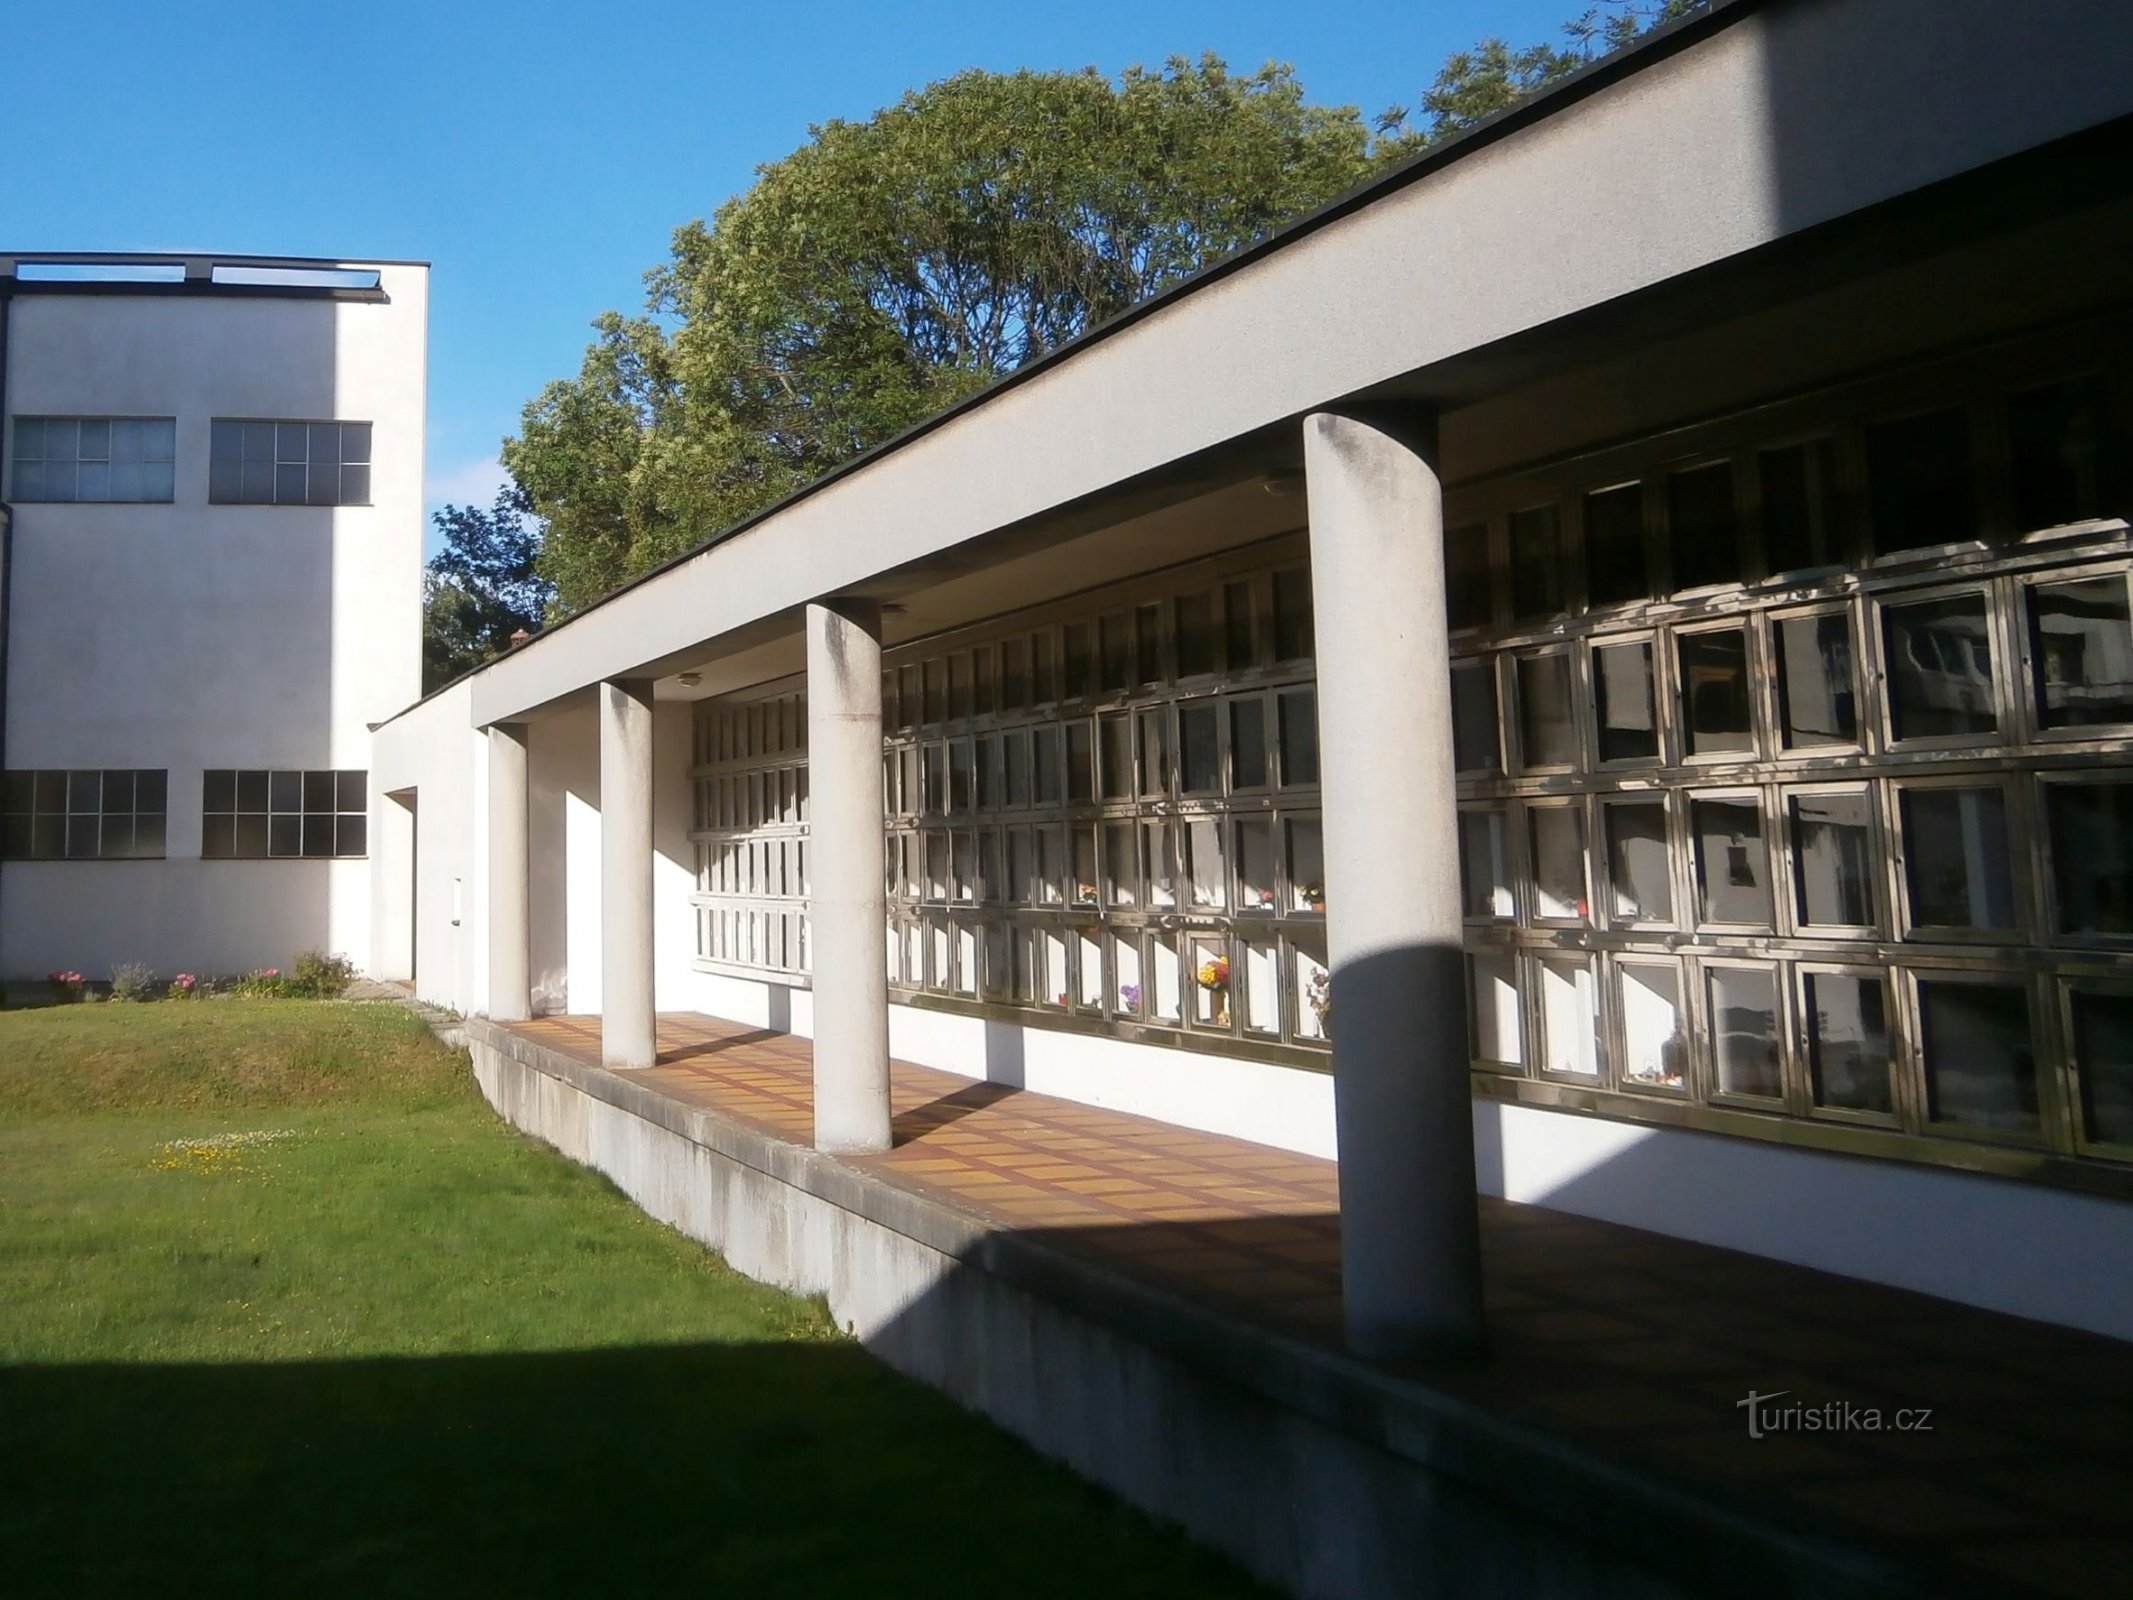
[1452, 659, 1501, 773]
[1446, 524, 1491, 630]
[1144, 820, 1177, 908]
[1468, 953, 1522, 1065]
[1098, 612, 1130, 692]
[1618, 962, 1685, 1089]
[2030, 575, 2133, 729]
[2046, 782, 2133, 936]
[1584, 482, 1647, 606]
[1224, 580, 1256, 670]
[1179, 703, 1220, 793]
[1103, 821, 1138, 907]
[2009, 377, 2110, 532]
[1235, 818, 1277, 911]
[1175, 590, 1217, 677]
[1538, 957, 1598, 1076]
[1099, 713, 1133, 799]
[1286, 819, 1325, 913]
[1279, 689, 1319, 785]
[1806, 973, 1892, 1113]
[1776, 612, 1859, 747]
[1230, 699, 1269, 788]
[1709, 966, 1782, 1098]
[1679, 628, 1753, 754]
[1518, 652, 1577, 768]
[1920, 979, 2037, 1132]
[2072, 988, 2133, 1146]
[1604, 801, 1672, 923]
[1273, 568, 1314, 661]
[1460, 809, 1513, 919]
[1241, 940, 1280, 1035]
[1529, 805, 1588, 923]
[1031, 727, 1062, 804]
[1902, 786, 2014, 929]
[1692, 797, 1771, 926]
[1186, 818, 1226, 908]
[1867, 408, 1973, 554]
[1138, 708, 1170, 797]
[1065, 721, 1095, 802]
[1062, 622, 1092, 698]
[1885, 593, 1995, 738]
[1510, 504, 1566, 618]
[1792, 790, 1875, 927]
[1135, 604, 1162, 686]
[1593, 640, 1657, 762]
[1036, 826, 1065, 904]
[1669, 461, 1738, 591]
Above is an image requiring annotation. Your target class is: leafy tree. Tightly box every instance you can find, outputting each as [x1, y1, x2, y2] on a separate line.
[421, 484, 554, 691]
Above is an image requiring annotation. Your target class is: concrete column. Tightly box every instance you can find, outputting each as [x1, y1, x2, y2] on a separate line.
[486, 722, 532, 1022]
[806, 599, 893, 1153]
[599, 679, 657, 1070]
[1303, 406, 1484, 1359]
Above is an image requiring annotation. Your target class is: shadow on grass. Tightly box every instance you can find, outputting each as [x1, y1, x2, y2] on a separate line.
[0, 1342, 1261, 1599]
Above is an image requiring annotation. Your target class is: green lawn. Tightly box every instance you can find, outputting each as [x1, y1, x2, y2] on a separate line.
[0, 1001, 1265, 1597]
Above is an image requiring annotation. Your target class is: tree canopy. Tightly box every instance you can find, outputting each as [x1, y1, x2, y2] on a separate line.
[501, 3, 1707, 617]
[421, 485, 555, 692]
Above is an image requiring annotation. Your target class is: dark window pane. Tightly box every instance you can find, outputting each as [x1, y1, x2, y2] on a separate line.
[2, 770, 31, 814]
[1136, 711, 1168, 798]
[67, 771, 101, 812]
[1229, 699, 1267, 789]
[1179, 704, 1220, 794]
[276, 463, 308, 504]
[308, 422, 340, 468]
[1903, 786, 2015, 930]
[1669, 461, 1738, 591]
[1279, 690, 1318, 786]
[1223, 581, 1256, 670]
[2009, 377, 2111, 532]
[971, 647, 994, 715]
[996, 643, 1026, 712]
[1030, 632, 1056, 702]
[266, 770, 298, 811]
[134, 813, 166, 859]
[1459, 810, 1511, 918]
[76, 419, 109, 461]
[64, 814, 100, 859]
[1592, 641, 1657, 762]
[1031, 728, 1062, 805]
[210, 419, 242, 460]
[1679, 629, 1753, 755]
[269, 815, 301, 857]
[1445, 524, 1491, 631]
[99, 770, 135, 815]
[302, 770, 335, 811]
[1884, 593, 1995, 739]
[1133, 605, 1161, 685]
[44, 422, 78, 464]
[1583, 483, 1647, 606]
[241, 421, 277, 463]
[1098, 613, 1129, 693]
[1529, 806, 1588, 922]
[922, 658, 946, 723]
[1775, 612, 1859, 747]
[1451, 660, 1500, 774]
[135, 769, 167, 813]
[2, 813, 32, 860]
[1063, 722, 1094, 803]
[1605, 802, 1672, 923]
[1692, 797, 1771, 926]
[335, 770, 365, 811]
[101, 817, 134, 858]
[2030, 575, 2133, 729]
[1806, 973, 1892, 1113]
[1517, 652, 1576, 768]
[202, 814, 236, 859]
[1920, 980, 2036, 1132]
[1509, 505, 1565, 619]
[1175, 591, 1216, 677]
[1272, 568, 1314, 661]
[2072, 989, 2133, 1145]
[1792, 790, 1875, 927]
[32, 814, 65, 858]
[276, 422, 309, 464]
[948, 653, 972, 720]
[2046, 782, 2133, 936]
[340, 422, 372, 464]
[1004, 732, 1031, 806]
[235, 814, 269, 857]
[302, 814, 335, 857]
[1710, 966, 1782, 1098]
[34, 771, 66, 811]
[1062, 623, 1092, 699]
[1867, 409, 1973, 554]
[236, 769, 269, 811]
[1098, 715, 1132, 800]
[331, 814, 366, 858]
[949, 740, 976, 812]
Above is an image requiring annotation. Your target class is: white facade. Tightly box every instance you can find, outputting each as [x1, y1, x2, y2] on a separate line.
[0, 255, 426, 978]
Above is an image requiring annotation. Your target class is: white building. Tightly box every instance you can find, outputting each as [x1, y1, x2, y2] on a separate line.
[0, 253, 426, 979]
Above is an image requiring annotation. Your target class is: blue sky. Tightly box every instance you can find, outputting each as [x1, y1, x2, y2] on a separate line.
[4, 0, 1577, 553]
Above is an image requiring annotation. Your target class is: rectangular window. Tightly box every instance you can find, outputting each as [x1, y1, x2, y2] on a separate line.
[1775, 610, 1860, 748]
[1451, 659, 1501, 774]
[1760, 438, 1844, 573]
[1678, 627, 1754, 756]
[2070, 987, 2133, 1146]
[1883, 592, 1996, 739]
[1516, 651, 1577, 769]
[1229, 698, 1269, 789]
[1603, 799, 1672, 925]
[1272, 567, 1314, 661]
[1691, 795, 1772, 927]
[1097, 612, 1130, 693]
[1918, 977, 2037, 1134]
[1460, 808, 1512, 919]
[1866, 408, 1972, 554]
[1789, 788, 1877, 930]
[1528, 803, 1589, 924]
[1510, 504, 1566, 619]
[1098, 713, 1134, 800]
[1445, 524, 1491, 631]
[202, 769, 366, 858]
[1178, 703, 1221, 795]
[1537, 956, 1599, 1077]
[1583, 482, 1647, 606]
[1618, 960, 1686, 1090]
[2, 769, 167, 860]
[1900, 785, 2015, 931]
[1277, 689, 1320, 786]
[1175, 591, 1218, 677]
[1286, 818, 1325, 914]
[1592, 640, 1657, 763]
[1805, 971, 1893, 1114]
[1709, 964, 1783, 1099]
[10, 417, 176, 503]
[2045, 780, 2133, 937]
[2007, 377, 2112, 533]
[209, 419, 372, 506]
[1667, 461, 1738, 591]
[2029, 574, 2133, 729]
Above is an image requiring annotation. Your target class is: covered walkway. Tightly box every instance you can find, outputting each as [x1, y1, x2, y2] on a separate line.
[504, 1012, 2127, 1600]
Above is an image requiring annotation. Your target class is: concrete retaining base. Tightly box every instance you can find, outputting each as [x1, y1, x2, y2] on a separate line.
[466, 1020, 1926, 1600]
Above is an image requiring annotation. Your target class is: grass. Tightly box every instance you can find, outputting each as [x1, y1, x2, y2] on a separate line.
[0, 1001, 1267, 1597]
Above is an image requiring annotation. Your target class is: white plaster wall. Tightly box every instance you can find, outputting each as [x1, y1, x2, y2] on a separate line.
[3, 265, 426, 978]
[367, 679, 478, 1014]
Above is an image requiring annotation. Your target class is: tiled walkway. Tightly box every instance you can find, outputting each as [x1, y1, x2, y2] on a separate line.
[513, 1013, 2132, 1600]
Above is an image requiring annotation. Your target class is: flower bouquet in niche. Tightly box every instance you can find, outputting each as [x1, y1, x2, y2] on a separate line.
[1196, 957, 1230, 1026]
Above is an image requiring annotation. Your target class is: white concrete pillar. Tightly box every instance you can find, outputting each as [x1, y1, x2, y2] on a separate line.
[599, 679, 657, 1069]
[806, 599, 893, 1153]
[486, 722, 532, 1022]
[1304, 406, 1484, 1359]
